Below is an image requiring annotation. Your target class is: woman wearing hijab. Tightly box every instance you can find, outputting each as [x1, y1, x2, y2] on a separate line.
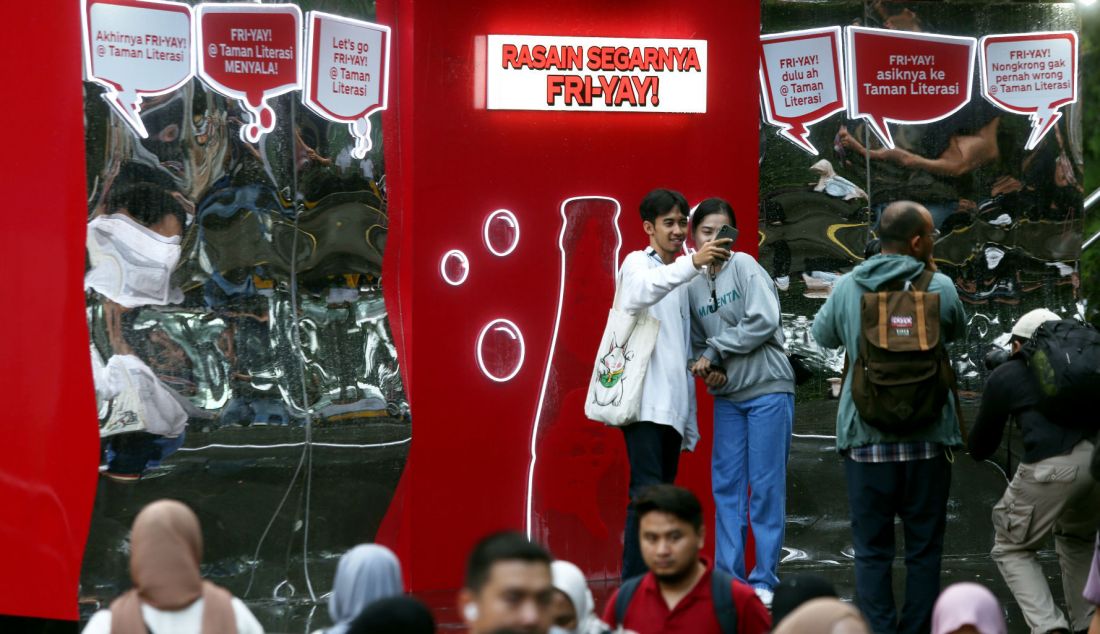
[317, 543, 404, 634]
[549, 560, 609, 634]
[931, 582, 1007, 634]
[773, 598, 871, 634]
[81, 499, 264, 634]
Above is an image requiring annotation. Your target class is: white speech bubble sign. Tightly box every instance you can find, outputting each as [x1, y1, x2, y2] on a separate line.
[303, 12, 391, 159]
[759, 27, 846, 155]
[81, 0, 194, 139]
[979, 31, 1077, 151]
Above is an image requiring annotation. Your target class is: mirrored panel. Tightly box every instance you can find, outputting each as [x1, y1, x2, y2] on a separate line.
[761, 1, 1084, 399]
[80, 2, 408, 627]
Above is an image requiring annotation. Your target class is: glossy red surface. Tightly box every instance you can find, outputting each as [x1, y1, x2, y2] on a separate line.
[0, 8, 100, 621]
[377, 0, 761, 590]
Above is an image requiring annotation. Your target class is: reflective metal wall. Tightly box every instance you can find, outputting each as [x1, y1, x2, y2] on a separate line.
[75, 1, 1086, 629]
[80, 1, 408, 628]
[761, 1, 1085, 400]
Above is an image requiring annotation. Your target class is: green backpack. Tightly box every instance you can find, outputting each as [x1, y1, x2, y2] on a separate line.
[850, 269, 958, 435]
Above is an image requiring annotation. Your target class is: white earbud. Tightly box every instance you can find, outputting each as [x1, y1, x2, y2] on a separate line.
[464, 602, 479, 621]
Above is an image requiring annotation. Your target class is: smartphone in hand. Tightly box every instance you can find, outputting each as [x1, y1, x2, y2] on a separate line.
[716, 224, 738, 249]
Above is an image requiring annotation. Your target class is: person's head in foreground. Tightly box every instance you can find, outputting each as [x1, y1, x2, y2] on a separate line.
[109, 499, 242, 633]
[771, 573, 839, 624]
[549, 560, 606, 634]
[459, 531, 554, 634]
[347, 595, 435, 634]
[635, 484, 705, 583]
[326, 543, 404, 634]
[773, 597, 871, 634]
[931, 582, 1007, 634]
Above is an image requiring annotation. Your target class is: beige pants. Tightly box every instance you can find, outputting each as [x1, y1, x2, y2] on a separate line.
[991, 439, 1100, 633]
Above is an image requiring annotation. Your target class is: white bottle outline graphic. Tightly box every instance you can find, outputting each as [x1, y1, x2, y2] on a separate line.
[524, 195, 621, 538]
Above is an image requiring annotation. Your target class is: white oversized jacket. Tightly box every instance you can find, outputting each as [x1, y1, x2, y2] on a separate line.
[616, 247, 701, 450]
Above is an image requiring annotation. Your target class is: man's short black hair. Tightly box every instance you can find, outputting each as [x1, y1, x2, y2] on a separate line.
[633, 484, 703, 532]
[107, 182, 186, 230]
[876, 200, 927, 250]
[639, 188, 689, 224]
[464, 531, 551, 593]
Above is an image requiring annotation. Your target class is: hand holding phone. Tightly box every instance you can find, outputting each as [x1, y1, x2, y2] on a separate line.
[715, 224, 738, 249]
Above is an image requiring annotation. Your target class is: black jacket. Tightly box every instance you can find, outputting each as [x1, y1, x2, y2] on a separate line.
[968, 356, 1091, 464]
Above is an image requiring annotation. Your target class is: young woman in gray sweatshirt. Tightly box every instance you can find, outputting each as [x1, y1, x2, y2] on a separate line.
[686, 197, 795, 606]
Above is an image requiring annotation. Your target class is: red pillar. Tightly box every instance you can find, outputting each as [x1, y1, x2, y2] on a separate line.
[0, 4, 100, 622]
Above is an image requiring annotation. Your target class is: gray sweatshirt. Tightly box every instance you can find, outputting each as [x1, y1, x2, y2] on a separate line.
[687, 252, 794, 402]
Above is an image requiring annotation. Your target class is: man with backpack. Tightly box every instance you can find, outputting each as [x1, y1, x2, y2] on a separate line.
[969, 309, 1100, 634]
[811, 201, 966, 634]
[602, 484, 771, 634]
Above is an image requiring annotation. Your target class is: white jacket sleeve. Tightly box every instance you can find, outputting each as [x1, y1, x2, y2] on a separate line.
[617, 253, 700, 313]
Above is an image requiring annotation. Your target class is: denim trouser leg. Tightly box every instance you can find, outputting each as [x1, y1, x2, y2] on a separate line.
[744, 392, 794, 590]
[621, 421, 681, 580]
[897, 455, 951, 634]
[106, 431, 162, 475]
[846, 457, 901, 634]
[845, 454, 951, 634]
[712, 397, 750, 581]
[713, 393, 793, 589]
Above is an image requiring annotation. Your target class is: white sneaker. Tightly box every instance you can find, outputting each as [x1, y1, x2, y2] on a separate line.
[754, 587, 774, 609]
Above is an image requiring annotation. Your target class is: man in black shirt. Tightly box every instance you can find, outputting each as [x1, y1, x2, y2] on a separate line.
[969, 309, 1100, 634]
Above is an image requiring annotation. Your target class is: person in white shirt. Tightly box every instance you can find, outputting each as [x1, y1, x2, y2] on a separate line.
[82, 499, 264, 634]
[615, 188, 731, 579]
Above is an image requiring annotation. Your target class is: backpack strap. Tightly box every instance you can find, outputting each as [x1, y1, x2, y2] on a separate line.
[710, 568, 738, 634]
[912, 268, 935, 292]
[614, 574, 646, 626]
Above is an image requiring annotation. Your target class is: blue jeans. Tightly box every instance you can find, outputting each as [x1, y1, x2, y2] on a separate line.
[106, 431, 185, 474]
[712, 392, 794, 590]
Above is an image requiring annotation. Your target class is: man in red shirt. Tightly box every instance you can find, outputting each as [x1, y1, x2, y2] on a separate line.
[603, 485, 772, 634]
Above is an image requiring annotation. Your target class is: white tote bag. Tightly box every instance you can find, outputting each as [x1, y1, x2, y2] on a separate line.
[584, 283, 660, 426]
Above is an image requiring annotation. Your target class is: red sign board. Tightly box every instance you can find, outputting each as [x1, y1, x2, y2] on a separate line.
[846, 26, 976, 149]
[195, 3, 301, 143]
[375, 0, 761, 590]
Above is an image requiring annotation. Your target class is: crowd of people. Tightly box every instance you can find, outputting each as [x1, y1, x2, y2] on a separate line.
[83, 485, 1100, 633]
[83, 189, 1100, 633]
